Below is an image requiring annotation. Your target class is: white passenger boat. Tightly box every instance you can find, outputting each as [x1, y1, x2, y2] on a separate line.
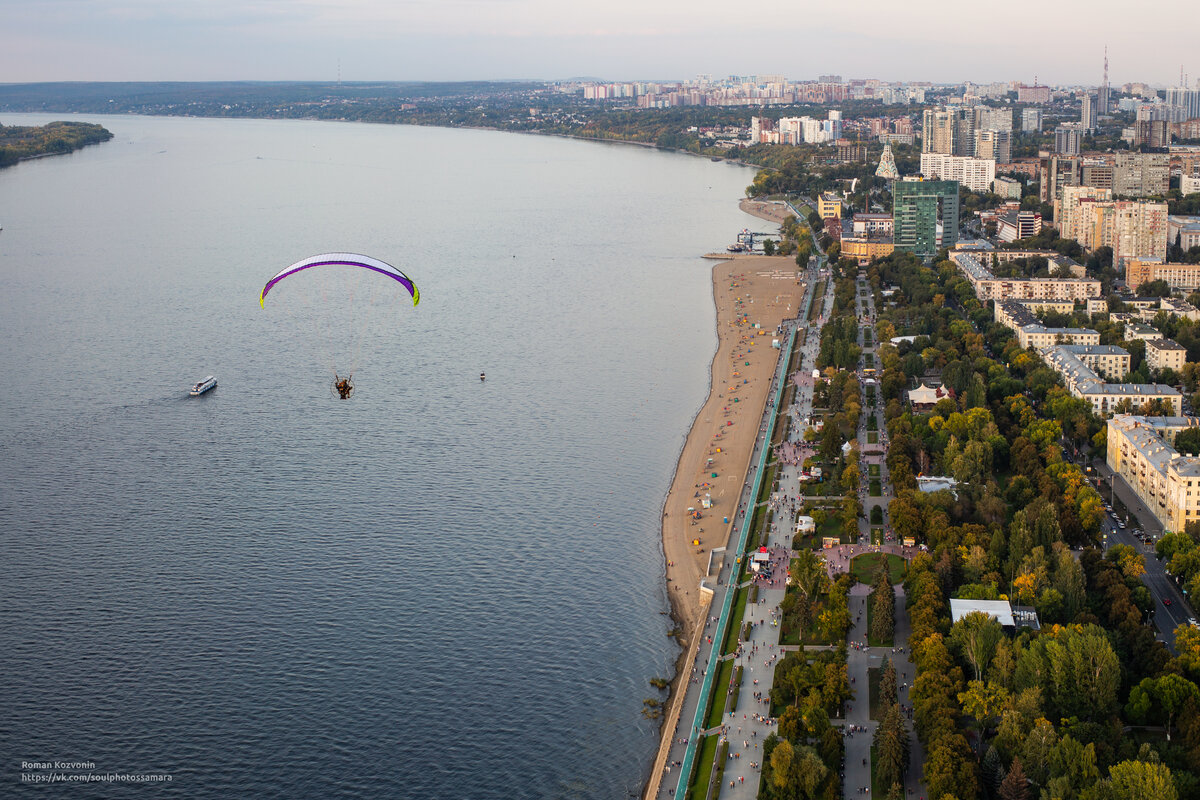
[189, 376, 217, 396]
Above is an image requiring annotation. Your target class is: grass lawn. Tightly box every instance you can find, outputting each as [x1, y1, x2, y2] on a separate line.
[867, 431, 878, 444]
[868, 667, 881, 720]
[818, 514, 843, 542]
[706, 657, 736, 729]
[869, 464, 880, 477]
[689, 734, 719, 798]
[869, 479, 881, 496]
[850, 553, 907, 585]
[722, 588, 749, 655]
[871, 528, 883, 545]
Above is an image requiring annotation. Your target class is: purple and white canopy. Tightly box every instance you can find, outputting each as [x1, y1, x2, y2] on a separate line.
[259, 253, 419, 308]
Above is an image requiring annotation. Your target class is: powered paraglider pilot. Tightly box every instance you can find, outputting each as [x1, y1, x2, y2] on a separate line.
[335, 375, 353, 400]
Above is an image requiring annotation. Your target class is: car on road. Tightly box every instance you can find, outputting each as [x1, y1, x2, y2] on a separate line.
[1164, 598, 1173, 606]
[1191, 618, 1200, 628]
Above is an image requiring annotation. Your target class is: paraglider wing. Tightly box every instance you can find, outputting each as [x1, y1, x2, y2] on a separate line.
[259, 253, 419, 308]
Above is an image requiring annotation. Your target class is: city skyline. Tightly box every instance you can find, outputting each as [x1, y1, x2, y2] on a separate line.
[3, 0, 1199, 86]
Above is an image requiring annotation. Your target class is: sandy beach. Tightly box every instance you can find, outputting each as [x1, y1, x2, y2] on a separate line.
[660, 254, 804, 649]
[645, 252, 804, 799]
[739, 198, 799, 226]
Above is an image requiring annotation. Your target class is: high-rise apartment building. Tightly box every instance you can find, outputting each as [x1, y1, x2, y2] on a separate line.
[1017, 84, 1051, 104]
[954, 111, 976, 157]
[974, 107, 1013, 133]
[1055, 123, 1084, 155]
[1134, 120, 1170, 148]
[893, 179, 959, 258]
[1166, 87, 1200, 119]
[1081, 94, 1097, 132]
[922, 108, 957, 154]
[1022, 108, 1043, 132]
[1055, 186, 1168, 268]
[974, 129, 1012, 163]
[1110, 153, 1170, 197]
[919, 153, 997, 193]
[826, 110, 843, 142]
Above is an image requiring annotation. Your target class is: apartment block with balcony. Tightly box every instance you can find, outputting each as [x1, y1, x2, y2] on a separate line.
[1146, 338, 1188, 373]
[1107, 415, 1200, 533]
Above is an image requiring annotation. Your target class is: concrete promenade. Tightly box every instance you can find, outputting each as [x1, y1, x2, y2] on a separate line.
[655, 269, 829, 800]
[656, 264, 931, 800]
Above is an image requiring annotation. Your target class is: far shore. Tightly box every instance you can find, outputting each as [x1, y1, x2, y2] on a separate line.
[645, 250, 805, 798]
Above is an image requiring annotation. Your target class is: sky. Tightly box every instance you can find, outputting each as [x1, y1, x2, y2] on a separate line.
[2, 0, 1198, 87]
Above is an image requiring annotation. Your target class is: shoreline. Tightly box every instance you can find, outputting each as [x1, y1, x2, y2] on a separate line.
[645, 249, 804, 799]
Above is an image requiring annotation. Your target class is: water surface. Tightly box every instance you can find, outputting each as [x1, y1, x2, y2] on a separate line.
[0, 114, 759, 798]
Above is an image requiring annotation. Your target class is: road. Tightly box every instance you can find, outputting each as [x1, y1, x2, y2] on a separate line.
[1087, 457, 1195, 649]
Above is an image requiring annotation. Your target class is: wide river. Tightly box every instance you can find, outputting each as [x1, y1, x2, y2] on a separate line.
[0, 114, 761, 798]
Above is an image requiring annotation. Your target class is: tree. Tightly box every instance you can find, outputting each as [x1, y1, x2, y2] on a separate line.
[880, 658, 898, 709]
[1176, 427, 1200, 457]
[770, 738, 797, 792]
[763, 238, 777, 256]
[1103, 759, 1176, 800]
[1044, 734, 1099, 800]
[997, 757, 1031, 800]
[871, 567, 896, 645]
[875, 702, 909, 790]
[1153, 673, 1199, 741]
[949, 611, 1003, 681]
[924, 733, 979, 800]
[795, 745, 829, 799]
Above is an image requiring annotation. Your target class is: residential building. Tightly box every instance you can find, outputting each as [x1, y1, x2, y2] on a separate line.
[893, 179, 959, 258]
[1157, 297, 1200, 321]
[1184, 175, 1200, 196]
[974, 128, 1012, 164]
[1110, 153, 1170, 197]
[1146, 338, 1188, 373]
[1055, 185, 1112, 242]
[1055, 186, 1168, 268]
[1166, 87, 1200, 119]
[836, 141, 867, 163]
[956, 252, 1100, 302]
[852, 214, 894, 236]
[1022, 108, 1043, 132]
[996, 211, 1042, 242]
[1055, 123, 1084, 156]
[818, 193, 843, 220]
[992, 176, 1023, 200]
[1082, 94, 1097, 132]
[975, 106, 1013, 133]
[1124, 322, 1163, 342]
[1134, 119, 1170, 148]
[1107, 415, 1200, 532]
[1044, 348, 1181, 417]
[841, 237, 895, 263]
[919, 153, 996, 193]
[1170, 216, 1200, 250]
[1017, 85, 1051, 104]
[922, 108, 958, 155]
[1040, 154, 1081, 202]
[826, 110, 843, 142]
[1126, 259, 1200, 292]
[992, 299, 1100, 348]
[1056, 344, 1131, 380]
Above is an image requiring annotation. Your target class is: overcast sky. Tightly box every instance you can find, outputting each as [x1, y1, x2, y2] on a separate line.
[3, 0, 1197, 87]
